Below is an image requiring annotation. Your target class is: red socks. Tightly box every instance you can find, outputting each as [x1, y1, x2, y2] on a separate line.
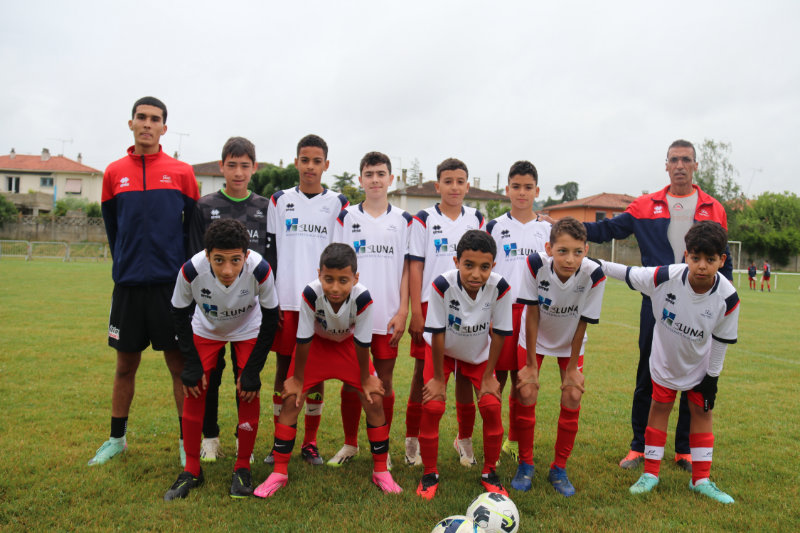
[552, 405, 580, 469]
[405, 401, 422, 438]
[340, 388, 362, 447]
[419, 400, 446, 475]
[456, 402, 476, 440]
[181, 372, 210, 477]
[478, 395, 503, 473]
[234, 397, 259, 471]
[272, 422, 297, 475]
[690, 432, 714, 484]
[367, 424, 390, 472]
[516, 402, 536, 465]
[303, 395, 323, 446]
[644, 426, 667, 477]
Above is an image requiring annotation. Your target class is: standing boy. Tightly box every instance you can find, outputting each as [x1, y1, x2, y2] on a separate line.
[416, 230, 513, 499]
[164, 219, 279, 500]
[265, 134, 349, 465]
[188, 136, 269, 462]
[90, 96, 199, 466]
[747, 262, 757, 291]
[406, 158, 484, 467]
[761, 261, 771, 292]
[603, 221, 739, 504]
[514, 218, 606, 495]
[485, 160, 551, 463]
[329, 152, 411, 466]
[254, 244, 402, 496]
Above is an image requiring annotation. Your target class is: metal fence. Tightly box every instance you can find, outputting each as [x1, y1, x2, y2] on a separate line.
[0, 240, 109, 261]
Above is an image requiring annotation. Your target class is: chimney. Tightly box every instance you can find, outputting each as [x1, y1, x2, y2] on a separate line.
[474, 177, 481, 190]
[77, 152, 82, 164]
[9, 148, 15, 159]
[174, 151, 180, 159]
[397, 169, 407, 190]
[41, 148, 51, 161]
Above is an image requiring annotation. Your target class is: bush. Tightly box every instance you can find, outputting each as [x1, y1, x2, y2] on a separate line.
[54, 197, 102, 217]
[0, 195, 18, 227]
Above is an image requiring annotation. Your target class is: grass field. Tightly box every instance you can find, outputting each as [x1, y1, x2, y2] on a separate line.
[0, 260, 798, 532]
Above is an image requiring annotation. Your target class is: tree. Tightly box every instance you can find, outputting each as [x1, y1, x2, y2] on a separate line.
[542, 181, 579, 207]
[0, 195, 18, 227]
[694, 139, 742, 203]
[483, 200, 510, 220]
[54, 197, 101, 217]
[409, 158, 422, 186]
[733, 191, 800, 265]
[331, 171, 365, 204]
[249, 163, 299, 199]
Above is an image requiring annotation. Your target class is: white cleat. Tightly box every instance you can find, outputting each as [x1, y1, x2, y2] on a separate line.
[327, 444, 359, 467]
[454, 437, 477, 467]
[405, 437, 422, 466]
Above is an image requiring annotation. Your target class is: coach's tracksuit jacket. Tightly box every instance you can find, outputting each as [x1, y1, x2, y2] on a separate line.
[101, 146, 199, 286]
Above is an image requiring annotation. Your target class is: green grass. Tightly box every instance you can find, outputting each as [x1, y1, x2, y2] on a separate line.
[0, 260, 798, 532]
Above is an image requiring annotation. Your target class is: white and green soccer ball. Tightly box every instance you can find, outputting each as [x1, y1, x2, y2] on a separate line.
[466, 492, 520, 533]
[430, 515, 483, 533]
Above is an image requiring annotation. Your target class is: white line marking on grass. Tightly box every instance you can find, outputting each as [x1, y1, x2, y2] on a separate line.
[734, 348, 800, 366]
[604, 321, 639, 330]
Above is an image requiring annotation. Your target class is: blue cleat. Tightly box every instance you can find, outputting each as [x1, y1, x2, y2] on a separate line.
[88, 437, 127, 466]
[629, 473, 659, 495]
[548, 466, 576, 497]
[689, 479, 734, 504]
[511, 462, 534, 491]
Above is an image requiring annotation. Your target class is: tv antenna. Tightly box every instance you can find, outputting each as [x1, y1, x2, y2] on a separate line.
[48, 137, 73, 156]
[173, 132, 190, 159]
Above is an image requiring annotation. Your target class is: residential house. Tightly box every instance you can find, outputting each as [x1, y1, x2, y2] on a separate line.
[541, 192, 637, 223]
[388, 179, 510, 214]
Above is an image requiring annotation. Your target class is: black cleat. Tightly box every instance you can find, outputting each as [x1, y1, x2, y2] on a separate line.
[164, 469, 204, 501]
[301, 443, 324, 465]
[230, 468, 254, 498]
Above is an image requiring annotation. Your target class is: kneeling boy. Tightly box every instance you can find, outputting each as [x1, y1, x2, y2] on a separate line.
[604, 221, 740, 504]
[164, 219, 279, 500]
[254, 243, 402, 497]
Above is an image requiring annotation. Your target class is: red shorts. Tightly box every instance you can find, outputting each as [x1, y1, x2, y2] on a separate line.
[515, 345, 585, 373]
[289, 336, 376, 392]
[271, 310, 299, 356]
[193, 335, 255, 373]
[496, 303, 524, 371]
[422, 343, 492, 391]
[409, 302, 428, 360]
[748, 276, 755, 281]
[651, 380, 704, 407]
[371, 333, 398, 360]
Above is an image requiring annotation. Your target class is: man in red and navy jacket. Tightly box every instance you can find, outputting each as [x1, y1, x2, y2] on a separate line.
[89, 96, 200, 468]
[584, 139, 731, 475]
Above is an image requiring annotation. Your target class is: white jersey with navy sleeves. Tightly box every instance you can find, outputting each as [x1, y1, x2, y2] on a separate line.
[296, 279, 374, 347]
[267, 187, 349, 311]
[517, 252, 606, 357]
[408, 204, 484, 303]
[423, 269, 513, 364]
[486, 213, 551, 302]
[612, 263, 739, 390]
[332, 203, 412, 335]
[172, 250, 279, 342]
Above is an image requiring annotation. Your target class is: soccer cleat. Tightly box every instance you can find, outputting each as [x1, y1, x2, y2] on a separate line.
[689, 479, 734, 504]
[263, 450, 274, 464]
[481, 469, 509, 496]
[301, 442, 324, 465]
[87, 437, 127, 466]
[619, 450, 644, 469]
[200, 437, 224, 463]
[404, 437, 422, 466]
[629, 473, 659, 495]
[235, 438, 254, 464]
[416, 472, 439, 500]
[453, 437, 477, 467]
[387, 453, 393, 471]
[179, 439, 186, 467]
[372, 471, 403, 494]
[253, 472, 288, 498]
[230, 468, 254, 499]
[511, 462, 534, 492]
[548, 466, 576, 497]
[674, 453, 692, 473]
[164, 469, 204, 501]
[327, 444, 359, 467]
[502, 439, 519, 463]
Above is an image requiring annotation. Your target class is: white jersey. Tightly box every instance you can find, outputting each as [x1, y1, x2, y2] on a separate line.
[486, 213, 551, 302]
[517, 252, 606, 357]
[267, 187, 349, 311]
[409, 204, 485, 303]
[297, 279, 374, 346]
[172, 250, 279, 342]
[333, 203, 412, 335]
[423, 269, 513, 364]
[619, 264, 739, 390]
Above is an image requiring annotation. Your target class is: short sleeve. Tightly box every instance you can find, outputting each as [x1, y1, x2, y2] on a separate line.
[171, 260, 196, 308]
[424, 277, 448, 333]
[712, 291, 740, 344]
[517, 253, 543, 305]
[256, 260, 279, 309]
[354, 290, 374, 346]
[296, 285, 317, 343]
[408, 211, 428, 262]
[492, 278, 513, 335]
[580, 262, 606, 324]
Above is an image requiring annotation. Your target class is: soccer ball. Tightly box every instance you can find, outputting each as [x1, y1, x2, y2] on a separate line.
[466, 492, 520, 533]
[431, 515, 482, 533]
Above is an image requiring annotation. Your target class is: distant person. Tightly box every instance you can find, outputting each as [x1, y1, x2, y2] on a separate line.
[583, 139, 732, 473]
[89, 96, 199, 466]
[603, 221, 740, 504]
[747, 261, 757, 290]
[761, 261, 771, 292]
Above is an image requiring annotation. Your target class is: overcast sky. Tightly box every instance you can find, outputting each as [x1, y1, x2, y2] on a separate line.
[3, 1, 798, 200]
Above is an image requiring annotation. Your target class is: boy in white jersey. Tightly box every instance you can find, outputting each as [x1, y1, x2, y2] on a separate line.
[416, 230, 513, 499]
[254, 244, 402, 497]
[486, 160, 550, 465]
[329, 152, 411, 466]
[164, 219, 279, 500]
[265, 134, 349, 465]
[406, 158, 485, 468]
[603, 221, 739, 504]
[514, 217, 606, 495]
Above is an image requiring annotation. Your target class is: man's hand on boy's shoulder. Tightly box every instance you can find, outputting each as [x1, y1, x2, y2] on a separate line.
[422, 377, 446, 403]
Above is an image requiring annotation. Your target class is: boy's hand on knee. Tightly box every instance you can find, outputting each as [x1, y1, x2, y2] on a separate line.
[517, 364, 540, 404]
[422, 377, 446, 403]
[282, 376, 303, 407]
[236, 377, 259, 403]
[561, 368, 585, 394]
[182, 374, 207, 399]
[362, 375, 385, 403]
[479, 374, 501, 402]
[693, 374, 718, 411]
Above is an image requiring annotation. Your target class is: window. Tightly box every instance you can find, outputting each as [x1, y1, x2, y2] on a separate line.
[64, 178, 82, 195]
[40, 177, 54, 188]
[595, 211, 607, 222]
[6, 176, 20, 193]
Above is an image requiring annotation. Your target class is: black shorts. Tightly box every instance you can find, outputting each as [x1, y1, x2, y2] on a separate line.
[108, 283, 179, 352]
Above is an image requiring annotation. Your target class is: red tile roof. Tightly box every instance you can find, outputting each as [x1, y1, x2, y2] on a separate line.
[389, 180, 507, 201]
[0, 154, 101, 173]
[545, 192, 637, 211]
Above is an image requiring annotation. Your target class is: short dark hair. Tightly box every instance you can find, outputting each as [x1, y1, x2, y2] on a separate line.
[550, 217, 587, 244]
[667, 139, 696, 160]
[131, 96, 167, 123]
[685, 221, 727, 257]
[360, 151, 392, 173]
[508, 160, 538, 184]
[297, 134, 328, 159]
[436, 158, 468, 181]
[457, 229, 497, 260]
[204, 219, 249, 253]
[221, 137, 256, 164]
[319, 242, 357, 273]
